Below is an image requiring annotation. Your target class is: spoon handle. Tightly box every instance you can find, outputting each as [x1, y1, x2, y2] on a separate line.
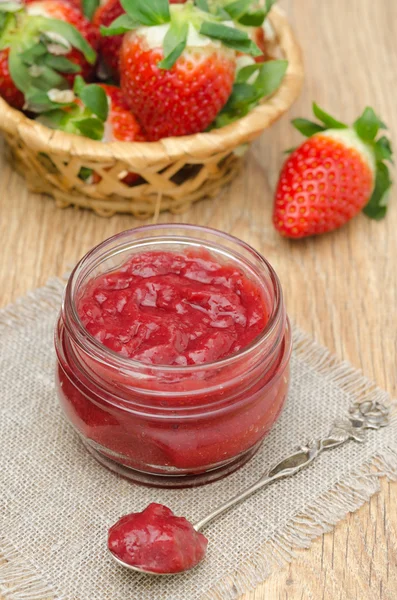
[194, 400, 389, 532]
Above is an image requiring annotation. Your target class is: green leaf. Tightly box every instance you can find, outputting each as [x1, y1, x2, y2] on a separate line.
[19, 42, 47, 65]
[8, 47, 32, 93]
[195, 0, 209, 11]
[235, 62, 262, 84]
[158, 19, 188, 69]
[43, 54, 82, 74]
[39, 18, 96, 64]
[81, 0, 100, 20]
[211, 59, 287, 128]
[73, 74, 85, 95]
[354, 106, 385, 142]
[100, 13, 138, 36]
[312, 103, 346, 129]
[238, 9, 266, 26]
[374, 136, 393, 163]
[223, 0, 266, 26]
[292, 118, 325, 137]
[37, 107, 70, 127]
[363, 161, 392, 220]
[31, 64, 67, 90]
[79, 83, 108, 121]
[74, 116, 104, 140]
[200, 21, 261, 56]
[27, 90, 66, 112]
[120, 0, 170, 26]
[0, 12, 7, 36]
[79, 166, 93, 181]
[254, 59, 288, 97]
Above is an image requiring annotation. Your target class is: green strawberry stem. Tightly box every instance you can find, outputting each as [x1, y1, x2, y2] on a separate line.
[291, 103, 393, 220]
[211, 59, 288, 128]
[197, 0, 277, 26]
[0, 7, 96, 106]
[102, 0, 262, 69]
[37, 76, 108, 140]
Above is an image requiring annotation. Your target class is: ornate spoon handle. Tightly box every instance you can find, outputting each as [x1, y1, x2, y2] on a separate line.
[194, 400, 389, 531]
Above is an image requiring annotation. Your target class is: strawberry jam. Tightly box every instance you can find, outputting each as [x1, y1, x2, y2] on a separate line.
[55, 226, 291, 487]
[108, 503, 207, 573]
[77, 250, 267, 366]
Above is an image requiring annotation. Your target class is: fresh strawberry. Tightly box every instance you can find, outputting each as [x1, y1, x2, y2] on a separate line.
[37, 77, 146, 183]
[26, 0, 99, 82]
[102, 0, 262, 140]
[93, 0, 123, 77]
[93, 0, 187, 79]
[273, 104, 393, 238]
[24, 0, 107, 21]
[100, 84, 146, 143]
[0, 47, 25, 109]
[0, 2, 96, 109]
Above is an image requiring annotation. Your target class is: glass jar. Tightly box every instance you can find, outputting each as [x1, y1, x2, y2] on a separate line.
[55, 225, 291, 487]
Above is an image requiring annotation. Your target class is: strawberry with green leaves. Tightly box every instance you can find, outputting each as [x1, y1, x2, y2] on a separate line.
[93, 0, 187, 78]
[37, 75, 146, 141]
[273, 105, 393, 238]
[24, 0, 106, 21]
[37, 76, 146, 183]
[0, 1, 97, 109]
[102, 0, 263, 140]
[25, 1, 99, 80]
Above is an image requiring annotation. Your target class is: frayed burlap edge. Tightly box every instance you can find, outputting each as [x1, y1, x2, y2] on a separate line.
[0, 280, 396, 600]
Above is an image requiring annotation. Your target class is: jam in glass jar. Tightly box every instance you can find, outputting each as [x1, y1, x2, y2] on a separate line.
[55, 225, 291, 487]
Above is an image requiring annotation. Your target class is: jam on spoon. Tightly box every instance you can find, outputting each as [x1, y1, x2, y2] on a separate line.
[107, 400, 390, 575]
[108, 503, 208, 574]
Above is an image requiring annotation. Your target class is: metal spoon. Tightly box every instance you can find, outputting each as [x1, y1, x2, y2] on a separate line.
[109, 399, 389, 574]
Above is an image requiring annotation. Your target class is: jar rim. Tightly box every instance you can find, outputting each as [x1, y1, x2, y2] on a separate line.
[63, 224, 284, 374]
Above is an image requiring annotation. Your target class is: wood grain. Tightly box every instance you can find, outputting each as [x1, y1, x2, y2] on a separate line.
[0, 0, 395, 598]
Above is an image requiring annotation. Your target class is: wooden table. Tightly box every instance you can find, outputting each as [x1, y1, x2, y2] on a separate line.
[1, 0, 396, 598]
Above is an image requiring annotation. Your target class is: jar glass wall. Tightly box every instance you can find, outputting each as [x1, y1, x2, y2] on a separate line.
[55, 225, 291, 487]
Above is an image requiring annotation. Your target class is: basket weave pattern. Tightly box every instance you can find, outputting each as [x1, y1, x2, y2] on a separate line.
[0, 9, 304, 218]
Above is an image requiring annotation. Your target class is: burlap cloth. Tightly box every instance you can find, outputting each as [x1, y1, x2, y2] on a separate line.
[0, 279, 396, 600]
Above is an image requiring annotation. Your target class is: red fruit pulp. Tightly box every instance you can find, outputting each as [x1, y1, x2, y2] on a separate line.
[77, 250, 268, 365]
[108, 503, 208, 573]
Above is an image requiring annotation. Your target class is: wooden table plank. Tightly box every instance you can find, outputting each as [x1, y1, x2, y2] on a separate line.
[0, 0, 395, 598]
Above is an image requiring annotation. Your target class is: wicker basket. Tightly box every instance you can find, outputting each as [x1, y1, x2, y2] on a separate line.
[0, 8, 304, 218]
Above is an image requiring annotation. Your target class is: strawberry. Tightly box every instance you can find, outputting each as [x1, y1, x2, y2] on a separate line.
[0, 2, 96, 109]
[24, 0, 106, 21]
[273, 104, 393, 238]
[26, 0, 99, 81]
[37, 77, 146, 183]
[93, 0, 188, 79]
[101, 0, 262, 140]
[0, 47, 25, 108]
[93, 0, 123, 77]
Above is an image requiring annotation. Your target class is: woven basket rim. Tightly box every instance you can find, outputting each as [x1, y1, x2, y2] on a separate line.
[0, 7, 304, 163]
